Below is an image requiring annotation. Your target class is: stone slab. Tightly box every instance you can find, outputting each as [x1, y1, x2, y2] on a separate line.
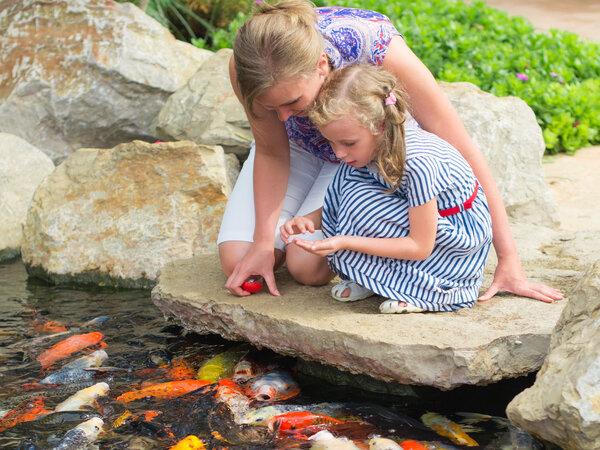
[152, 253, 566, 390]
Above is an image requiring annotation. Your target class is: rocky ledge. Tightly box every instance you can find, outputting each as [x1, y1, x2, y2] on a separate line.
[152, 252, 567, 390]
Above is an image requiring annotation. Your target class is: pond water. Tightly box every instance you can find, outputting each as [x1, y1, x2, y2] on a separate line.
[0, 260, 552, 449]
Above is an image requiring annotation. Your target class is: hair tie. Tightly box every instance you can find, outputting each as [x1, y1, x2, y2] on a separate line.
[384, 92, 397, 106]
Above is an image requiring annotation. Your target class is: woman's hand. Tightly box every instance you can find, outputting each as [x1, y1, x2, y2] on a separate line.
[224, 243, 280, 297]
[478, 255, 564, 303]
[292, 236, 345, 257]
[280, 216, 317, 244]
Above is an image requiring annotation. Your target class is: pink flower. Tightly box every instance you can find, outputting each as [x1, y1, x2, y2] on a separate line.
[573, 121, 580, 128]
[516, 73, 529, 82]
[550, 72, 558, 77]
[254, 0, 263, 4]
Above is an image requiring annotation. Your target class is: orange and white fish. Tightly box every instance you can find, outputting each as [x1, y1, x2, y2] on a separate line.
[268, 411, 343, 434]
[421, 412, 479, 447]
[0, 396, 51, 432]
[54, 382, 110, 412]
[116, 379, 210, 402]
[36, 332, 105, 369]
[244, 370, 300, 402]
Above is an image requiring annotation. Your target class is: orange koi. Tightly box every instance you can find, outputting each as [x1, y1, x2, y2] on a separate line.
[165, 358, 196, 381]
[400, 440, 428, 450]
[170, 435, 207, 449]
[268, 411, 343, 433]
[116, 380, 210, 402]
[33, 319, 68, 333]
[36, 332, 104, 368]
[421, 412, 479, 447]
[0, 396, 51, 432]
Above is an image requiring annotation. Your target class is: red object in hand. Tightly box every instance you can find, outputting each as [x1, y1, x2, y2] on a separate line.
[242, 277, 263, 293]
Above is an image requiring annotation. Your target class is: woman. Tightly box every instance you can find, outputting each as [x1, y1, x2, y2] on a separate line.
[217, 0, 562, 303]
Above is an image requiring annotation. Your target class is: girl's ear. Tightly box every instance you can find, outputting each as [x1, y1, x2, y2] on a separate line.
[316, 52, 330, 78]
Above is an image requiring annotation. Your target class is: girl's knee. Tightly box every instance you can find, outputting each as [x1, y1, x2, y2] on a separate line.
[285, 245, 334, 286]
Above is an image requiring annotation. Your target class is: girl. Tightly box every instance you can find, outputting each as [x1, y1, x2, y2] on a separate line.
[281, 65, 493, 312]
[219, 0, 562, 304]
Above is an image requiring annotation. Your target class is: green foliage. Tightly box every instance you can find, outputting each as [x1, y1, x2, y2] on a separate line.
[125, 0, 600, 154]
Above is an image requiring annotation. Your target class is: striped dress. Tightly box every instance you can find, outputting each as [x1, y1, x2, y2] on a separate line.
[321, 124, 493, 311]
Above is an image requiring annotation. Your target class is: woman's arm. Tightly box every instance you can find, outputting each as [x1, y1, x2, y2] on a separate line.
[294, 200, 438, 260]
[223, 55, 291, 297]
[381, 37, 563, 303]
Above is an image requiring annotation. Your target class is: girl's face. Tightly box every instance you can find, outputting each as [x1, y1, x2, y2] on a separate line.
[320, 115, 381, 168]
[255, 54, 330, 122]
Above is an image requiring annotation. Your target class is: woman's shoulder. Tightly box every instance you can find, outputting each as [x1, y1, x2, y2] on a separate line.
[316, 6, 394, 23]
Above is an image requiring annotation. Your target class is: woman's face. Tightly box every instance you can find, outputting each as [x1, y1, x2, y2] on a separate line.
[255, 54, 330, 122]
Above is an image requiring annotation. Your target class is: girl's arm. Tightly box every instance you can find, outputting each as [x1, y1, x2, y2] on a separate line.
[223, 55, 291, 297]
[381, 37, 563, 303]
[294, 200, 438, 260]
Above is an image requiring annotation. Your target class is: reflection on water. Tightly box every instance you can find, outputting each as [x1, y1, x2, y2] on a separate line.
[0, 260, 550, 449]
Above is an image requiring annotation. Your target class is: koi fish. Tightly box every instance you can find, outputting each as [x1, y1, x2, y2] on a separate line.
[36, 332, 105, 368]
[165, 358, 196, 381]
[27, 410, 101, 429]
[368, 437, 403, 449]
[32, 319, 68, 334]
[63, 349, 109, 370]
[54, 382, 110, 412]
[269, 411, 343, 434]
[308, 429, 362, 449]
[421, 412, 479, 447]
[0, 396, 51, 432]
[53, 416, 104, 449]
[170, 435, 207, 449]
[116, 379, 210, 402]
[399, 440, 427, 450]
[195, 345, 249, 383]
[231, 358, 260, 383]
[214, 379, 251, 422]
[244, 370, 301, 402]
[241, 402, 346, 426]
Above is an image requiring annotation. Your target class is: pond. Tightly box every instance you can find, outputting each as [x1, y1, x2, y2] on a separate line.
[0, 260, 551, 449]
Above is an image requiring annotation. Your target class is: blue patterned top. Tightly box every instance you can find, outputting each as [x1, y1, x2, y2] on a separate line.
[284, 7, 401, 162]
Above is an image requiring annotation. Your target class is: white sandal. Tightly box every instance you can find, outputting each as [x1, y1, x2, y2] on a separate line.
[379, 300, 426, 314]
[331, 280, 375, 302]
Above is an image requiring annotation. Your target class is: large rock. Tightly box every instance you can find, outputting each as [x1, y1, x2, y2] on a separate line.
[0, 133, 54, 262]
[151, 252, 568, 390]
[21, 140, 234, 289]
[0, 0, 212, 162]
[506, 260, 600, 449]
[440, 82, 559, 225]
[152, 49, 253, 157]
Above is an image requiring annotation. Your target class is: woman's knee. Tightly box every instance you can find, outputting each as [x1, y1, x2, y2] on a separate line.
[285, 245, 334, 286]
[218, 241, 251, 277]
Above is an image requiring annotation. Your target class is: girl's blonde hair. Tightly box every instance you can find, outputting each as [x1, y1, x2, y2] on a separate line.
[233, 0, 324, 117]
[309, 64, 409, 190]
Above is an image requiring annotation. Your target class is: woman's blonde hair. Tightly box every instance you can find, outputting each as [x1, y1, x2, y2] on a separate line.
[309, 65, 409, 190]
[233, 0, 324, 117]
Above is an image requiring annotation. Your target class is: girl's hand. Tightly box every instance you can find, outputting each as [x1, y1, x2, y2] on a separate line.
[292, 236, 345, 257]
[280, 216, 316, 244]
[478, 256, 564, 303]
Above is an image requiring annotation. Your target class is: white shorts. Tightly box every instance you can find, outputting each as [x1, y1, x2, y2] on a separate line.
[217, 141, 339, 251]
